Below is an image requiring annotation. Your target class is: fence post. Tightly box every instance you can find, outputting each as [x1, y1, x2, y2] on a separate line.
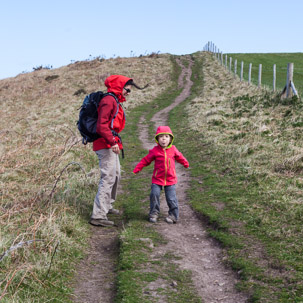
[273, 64, 276, 92]
[229, 57, 232, 73]
[258, 64, 262, 87]
[225, 55, 227, 68]
[240, 61, 244, 81]
[234, 59, 237, 78]
[286, 63, 294, 98]
[221, 52, 223, 65]
[281, 63, 299, 98]
[248, 63, 252, 84]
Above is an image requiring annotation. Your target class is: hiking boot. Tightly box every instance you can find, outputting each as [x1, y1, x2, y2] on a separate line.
[108, 208, 120, 215]
[165, 215, 177, 224]
[89, 218, 114, 227]
[149, 214, 158, 223]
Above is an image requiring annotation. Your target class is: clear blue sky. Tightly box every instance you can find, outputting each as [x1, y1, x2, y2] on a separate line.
[1, 0, 302, 80]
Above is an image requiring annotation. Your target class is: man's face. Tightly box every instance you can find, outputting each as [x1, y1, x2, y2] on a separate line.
[123, 85, 132, 97]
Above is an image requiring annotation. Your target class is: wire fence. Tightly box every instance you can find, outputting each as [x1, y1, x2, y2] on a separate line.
[203, 41, 301, 98]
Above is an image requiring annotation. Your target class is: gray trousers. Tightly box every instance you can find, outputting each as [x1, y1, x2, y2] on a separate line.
[91, 149, 120, 220]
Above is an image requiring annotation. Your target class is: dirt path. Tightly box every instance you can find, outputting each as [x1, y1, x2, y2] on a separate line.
[139, 56, 248, 302]
[72, 227, 119, 303]
[72, 56, 248, 303]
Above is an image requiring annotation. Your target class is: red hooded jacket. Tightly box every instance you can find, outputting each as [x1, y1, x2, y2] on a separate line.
[133, 126, 189, 186]
[93, 75, 132, 151]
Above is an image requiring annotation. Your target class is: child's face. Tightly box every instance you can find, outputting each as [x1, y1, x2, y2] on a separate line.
[158, 134, 171, 148]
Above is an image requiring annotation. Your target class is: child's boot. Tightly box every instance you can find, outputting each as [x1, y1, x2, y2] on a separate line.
[149, 213, 158, 223]
[165, 215, 177, 224]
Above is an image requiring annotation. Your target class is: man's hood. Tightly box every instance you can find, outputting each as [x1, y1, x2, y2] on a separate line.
[104, 75, 132, 102]
[154, 126, 174, 148]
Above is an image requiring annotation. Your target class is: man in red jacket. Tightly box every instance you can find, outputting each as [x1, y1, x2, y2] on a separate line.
[133, 126, 189, 224]
[90, 75, 147, 227]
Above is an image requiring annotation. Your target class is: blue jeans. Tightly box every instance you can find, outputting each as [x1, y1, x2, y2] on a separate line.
[150, 183, 179, 219]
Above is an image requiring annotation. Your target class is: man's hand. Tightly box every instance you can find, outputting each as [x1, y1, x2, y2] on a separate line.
[111, 144, 120, 154]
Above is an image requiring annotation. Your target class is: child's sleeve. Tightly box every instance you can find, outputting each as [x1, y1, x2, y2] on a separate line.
[174, 147, 189, 168]
[133, 150, 155, 174]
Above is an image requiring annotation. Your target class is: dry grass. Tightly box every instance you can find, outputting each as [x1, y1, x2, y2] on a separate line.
[0, 54, 173, 203]
[0, 54, 173, 300]
[186, 52, 303, 274]
[186, 52, 303, 182]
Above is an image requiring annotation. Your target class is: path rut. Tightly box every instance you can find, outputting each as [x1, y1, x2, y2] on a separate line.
[72, 227, 119, 303]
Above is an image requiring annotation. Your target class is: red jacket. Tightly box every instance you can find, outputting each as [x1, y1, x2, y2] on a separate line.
[133, 126, 189, 186]
[93, 75, 131, 151]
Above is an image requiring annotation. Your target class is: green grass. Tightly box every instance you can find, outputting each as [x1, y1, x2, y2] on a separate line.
[225, 52, 303, 94]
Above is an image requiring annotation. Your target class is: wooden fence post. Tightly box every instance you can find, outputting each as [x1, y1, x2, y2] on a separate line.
[248, 63, 252, 84]
[258, 64, 262, 87]
[286, 63, 293, 97]
[229, 57, 232, 73]
[225, 55, 227, 68]
[240, 61, 244, 81]
[273, 64, 276, 92]
[281, 63, 299, 98]
[234, 59, 237, 78]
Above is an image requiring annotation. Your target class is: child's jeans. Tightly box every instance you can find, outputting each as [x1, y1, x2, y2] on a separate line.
[150, 183, 179, 219]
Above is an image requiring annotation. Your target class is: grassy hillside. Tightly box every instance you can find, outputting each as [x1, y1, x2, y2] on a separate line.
[1, 50, 303, 302]
[226, 52, 303, 94]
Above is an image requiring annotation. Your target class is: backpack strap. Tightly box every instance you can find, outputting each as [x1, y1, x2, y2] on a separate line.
[102, 92, 125, 159]
[104, 93, 121, 129]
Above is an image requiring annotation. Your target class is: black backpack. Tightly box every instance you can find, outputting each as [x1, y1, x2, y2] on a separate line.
[77, 91, 119, 145]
